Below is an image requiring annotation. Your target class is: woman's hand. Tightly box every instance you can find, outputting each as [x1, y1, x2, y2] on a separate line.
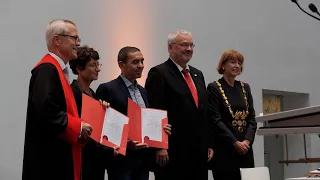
[99, 99, 110, 109]
[233, 141, 248, 155]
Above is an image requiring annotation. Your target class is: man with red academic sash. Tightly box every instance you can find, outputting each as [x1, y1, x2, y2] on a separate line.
[22, 19, 92, 180]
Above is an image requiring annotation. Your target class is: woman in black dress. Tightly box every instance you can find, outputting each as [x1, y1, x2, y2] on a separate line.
[69, 45, 116, 180]
[207, 50, 257, 180]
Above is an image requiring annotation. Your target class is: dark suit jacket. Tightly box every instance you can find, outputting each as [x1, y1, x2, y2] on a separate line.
[207, 78, 256, 172]
[145, 59, 212, 179]
[96, 76, 153, 169]
[96, 76, 149, 115]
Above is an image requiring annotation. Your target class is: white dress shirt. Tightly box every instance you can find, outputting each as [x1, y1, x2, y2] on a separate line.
[49, 52, 69, 83]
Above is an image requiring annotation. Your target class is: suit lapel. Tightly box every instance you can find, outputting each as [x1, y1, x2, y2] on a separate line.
[166, 59, 198, 108]
[116, 76, 150, 108]
[115, 76, 131, 99]
[166, 59, 188, 88]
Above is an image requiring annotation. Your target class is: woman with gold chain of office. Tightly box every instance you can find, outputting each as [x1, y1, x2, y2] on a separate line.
[207, 50, 257, 180]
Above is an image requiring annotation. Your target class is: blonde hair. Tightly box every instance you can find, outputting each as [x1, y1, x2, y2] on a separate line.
[216, 50, 244, 74]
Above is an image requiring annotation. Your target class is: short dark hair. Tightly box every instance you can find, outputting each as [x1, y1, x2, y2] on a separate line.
[117, 46, 140, 63]
[69, 45, 100, 75]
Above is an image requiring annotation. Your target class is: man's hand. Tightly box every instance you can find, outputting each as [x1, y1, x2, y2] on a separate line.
[78, 122, 93, 144]
[99, 99, 110, 109]
[113, 146, 120, 156]
[127, 139, 149, 150]
[156, 149, 169, 166]
[208, 148, 214, 162]
[163, 124, 172, 136]
[233, 141, 248, 155]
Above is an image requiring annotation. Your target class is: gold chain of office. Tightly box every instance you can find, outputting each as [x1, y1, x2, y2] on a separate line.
[215, 80, 249, 132]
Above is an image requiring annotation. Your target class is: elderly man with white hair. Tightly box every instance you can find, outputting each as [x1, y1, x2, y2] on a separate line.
[145, 30, 214, 180]
[22, 19, 92, 180]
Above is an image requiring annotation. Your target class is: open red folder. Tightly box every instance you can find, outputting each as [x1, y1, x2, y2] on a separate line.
[127, 98, 168, 149]
[81, 94, 128, 155]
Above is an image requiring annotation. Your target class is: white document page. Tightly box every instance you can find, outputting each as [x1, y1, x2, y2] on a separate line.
[141, 108, 166, 142]
[101, 108, 129, 146]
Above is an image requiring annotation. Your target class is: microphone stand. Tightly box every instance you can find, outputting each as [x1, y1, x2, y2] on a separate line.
[291, 0, 320, 21]
[308, 3, 320, 17]
[292, 0, 320, 138]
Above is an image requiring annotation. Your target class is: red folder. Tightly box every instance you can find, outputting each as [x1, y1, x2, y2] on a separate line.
[81, 94, 105, 142]
[127, 99, 142, 142]
[81, 94, 128, 155]
[127, 98, 168, 149]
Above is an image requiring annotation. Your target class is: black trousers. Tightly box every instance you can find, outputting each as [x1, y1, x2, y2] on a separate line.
[153, 161, 208, 180]
[212, 170, 241, 180]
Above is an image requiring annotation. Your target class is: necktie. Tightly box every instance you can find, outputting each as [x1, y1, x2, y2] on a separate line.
[182, 69, 198, 108]
[63, 67, 69, 83]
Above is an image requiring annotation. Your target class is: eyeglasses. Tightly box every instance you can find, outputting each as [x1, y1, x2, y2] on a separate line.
[88, 63, 102, 68]
[171, 43, 195, 49]
[59, 34, 81, 43]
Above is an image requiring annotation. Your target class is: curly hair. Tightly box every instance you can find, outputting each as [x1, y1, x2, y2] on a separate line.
[69, 45, 100, 75]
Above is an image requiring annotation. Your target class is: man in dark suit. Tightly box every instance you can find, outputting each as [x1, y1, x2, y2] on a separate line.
[96, 46, 172, 180]
[145, 30, 214, 180]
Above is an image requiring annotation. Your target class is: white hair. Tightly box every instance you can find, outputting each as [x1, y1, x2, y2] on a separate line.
[167, 30, 192, 45]
[45, 19, 75, 49]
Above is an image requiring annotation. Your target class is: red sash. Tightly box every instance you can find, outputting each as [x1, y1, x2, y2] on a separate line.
[34, 54, 82, 180]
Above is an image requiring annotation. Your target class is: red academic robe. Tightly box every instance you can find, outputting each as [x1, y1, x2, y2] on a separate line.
[22, 54, 82, 180]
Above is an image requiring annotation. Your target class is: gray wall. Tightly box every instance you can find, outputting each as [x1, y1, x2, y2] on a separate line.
[1, 0, 320, 179]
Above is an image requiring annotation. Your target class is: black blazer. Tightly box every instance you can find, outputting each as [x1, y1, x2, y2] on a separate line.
[207, 78, 257, 171]
[145, 59, 211, 178]
[96, 76, 153, 168]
